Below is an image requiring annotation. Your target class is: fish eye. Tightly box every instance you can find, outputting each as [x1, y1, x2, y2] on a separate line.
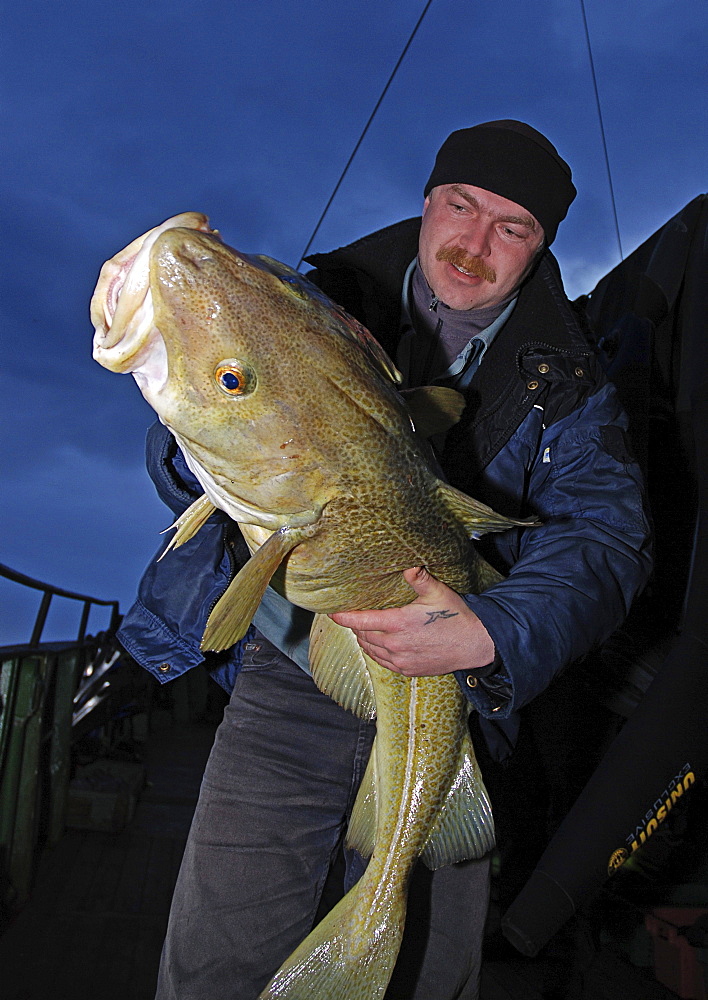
[214, 359, 257, 397]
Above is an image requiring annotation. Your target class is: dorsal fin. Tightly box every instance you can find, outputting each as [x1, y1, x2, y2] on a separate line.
[437, 481, 540, 539]
[400, 385, 466, 438]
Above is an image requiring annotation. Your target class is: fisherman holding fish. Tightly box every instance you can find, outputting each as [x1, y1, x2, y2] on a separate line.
[93, 120, 652, 999]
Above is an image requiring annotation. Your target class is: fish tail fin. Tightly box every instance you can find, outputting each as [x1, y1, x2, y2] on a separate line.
[258, 876, 405, 1000]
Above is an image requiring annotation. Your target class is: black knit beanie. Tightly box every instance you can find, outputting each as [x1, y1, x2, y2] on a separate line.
[424, 120, 576, 244]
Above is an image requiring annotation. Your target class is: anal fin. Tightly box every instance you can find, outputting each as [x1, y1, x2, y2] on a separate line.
[344, 743, 378, 860]
[421, 732, 495, 869]
[308, 614, 376, 719]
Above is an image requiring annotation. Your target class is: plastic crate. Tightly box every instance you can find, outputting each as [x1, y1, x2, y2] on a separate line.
[645, 907, 708, 1000]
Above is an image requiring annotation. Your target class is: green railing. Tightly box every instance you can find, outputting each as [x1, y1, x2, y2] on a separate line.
[0, 564, 127, 914]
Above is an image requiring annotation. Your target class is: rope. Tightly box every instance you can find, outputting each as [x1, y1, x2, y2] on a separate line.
[296, 0, 435, 270]
[580, 0, 624, 260]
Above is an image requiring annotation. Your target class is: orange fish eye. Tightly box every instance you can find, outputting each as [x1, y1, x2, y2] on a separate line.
[214, 360, 257, 397]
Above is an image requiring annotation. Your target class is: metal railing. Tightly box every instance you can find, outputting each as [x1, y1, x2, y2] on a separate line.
[0, 562, 120, 648]
[0, 564, 129, 916]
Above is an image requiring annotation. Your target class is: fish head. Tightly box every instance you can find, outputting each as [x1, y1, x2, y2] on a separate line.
[91, 215, 408, 527]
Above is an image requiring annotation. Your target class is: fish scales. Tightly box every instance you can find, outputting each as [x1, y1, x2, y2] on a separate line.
[91, 213, 532, 999]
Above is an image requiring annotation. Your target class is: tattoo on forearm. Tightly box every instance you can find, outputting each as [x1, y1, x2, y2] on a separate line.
[424, 609, 459, 625]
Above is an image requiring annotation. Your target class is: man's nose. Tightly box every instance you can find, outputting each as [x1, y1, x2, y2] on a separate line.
[459, 221, 492, 257]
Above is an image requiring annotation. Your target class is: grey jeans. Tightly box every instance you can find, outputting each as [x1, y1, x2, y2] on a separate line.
[156, 635, 490, 1000]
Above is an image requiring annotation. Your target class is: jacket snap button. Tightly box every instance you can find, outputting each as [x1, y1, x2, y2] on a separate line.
[158, 662, 171, 673]
[466, 675, 478, 689]
[575, 367, 585, 377]
[538, 363, 550, 374]
[527, 380, 539, 391]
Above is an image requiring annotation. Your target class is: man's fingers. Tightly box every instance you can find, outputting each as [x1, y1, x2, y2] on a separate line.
[330, 609, 400, 632]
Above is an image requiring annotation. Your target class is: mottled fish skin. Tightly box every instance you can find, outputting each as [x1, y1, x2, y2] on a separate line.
[91, 215, 529, 999]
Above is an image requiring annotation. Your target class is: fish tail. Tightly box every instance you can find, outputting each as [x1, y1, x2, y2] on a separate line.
[258, 877, 406, 1000]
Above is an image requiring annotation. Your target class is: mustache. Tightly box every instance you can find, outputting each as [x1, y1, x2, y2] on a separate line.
[436, 246, 496, 284]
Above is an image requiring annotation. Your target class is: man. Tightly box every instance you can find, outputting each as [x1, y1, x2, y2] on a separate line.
[330, 138, 554, 675]
[118, 121, 652, 1000]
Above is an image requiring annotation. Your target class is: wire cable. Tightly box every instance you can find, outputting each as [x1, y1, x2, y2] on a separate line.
[296, 0, 435, 269]
[580, 0, 624, 260]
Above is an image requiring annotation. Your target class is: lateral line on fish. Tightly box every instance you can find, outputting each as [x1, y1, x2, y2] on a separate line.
[379, 677, 422, 889]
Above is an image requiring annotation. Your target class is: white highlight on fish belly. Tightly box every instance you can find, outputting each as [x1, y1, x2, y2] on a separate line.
[390, 678, 422, 859]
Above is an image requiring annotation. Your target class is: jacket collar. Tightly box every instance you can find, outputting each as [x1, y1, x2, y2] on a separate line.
[306, 217, 421, 310]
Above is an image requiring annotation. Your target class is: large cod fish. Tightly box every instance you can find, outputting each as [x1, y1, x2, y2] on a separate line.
[91, 213, 529, 1000]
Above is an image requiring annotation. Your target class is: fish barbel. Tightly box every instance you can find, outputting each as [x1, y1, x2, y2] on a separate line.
[91, 213, 533, 999]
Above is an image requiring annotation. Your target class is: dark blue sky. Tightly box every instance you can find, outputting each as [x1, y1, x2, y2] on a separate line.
[2, 0, 706, 644]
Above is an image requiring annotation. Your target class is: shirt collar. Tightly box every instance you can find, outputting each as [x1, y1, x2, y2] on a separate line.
[398, 259, 518, 388]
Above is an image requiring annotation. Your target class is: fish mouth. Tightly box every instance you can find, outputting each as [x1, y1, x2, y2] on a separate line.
[90, 212, 215, 378]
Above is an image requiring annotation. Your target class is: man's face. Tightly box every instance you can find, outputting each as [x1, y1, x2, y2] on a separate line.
[418, 183, 545, 311]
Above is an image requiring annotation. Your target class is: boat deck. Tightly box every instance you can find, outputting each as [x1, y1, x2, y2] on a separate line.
[0, 711, 681, 1000]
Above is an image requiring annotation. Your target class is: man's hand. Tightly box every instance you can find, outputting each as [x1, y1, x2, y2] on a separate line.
[330, 566, 495, 676]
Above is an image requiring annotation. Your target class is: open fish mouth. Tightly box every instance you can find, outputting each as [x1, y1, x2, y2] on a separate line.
[90, 212, 215, 379]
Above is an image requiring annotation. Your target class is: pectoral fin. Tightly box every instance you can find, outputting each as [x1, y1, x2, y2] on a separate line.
[202, 526, 310, 651]
[421, 731, 495, 869]
[158, 494, 217, 561]
[308, 614, 376, 719]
